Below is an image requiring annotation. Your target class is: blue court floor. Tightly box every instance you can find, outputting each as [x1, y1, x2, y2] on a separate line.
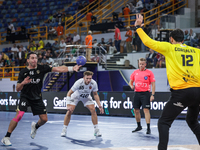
[0, 111, 199, 150]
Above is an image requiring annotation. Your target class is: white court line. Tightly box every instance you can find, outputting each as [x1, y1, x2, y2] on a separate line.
[128, 148, 191, 150]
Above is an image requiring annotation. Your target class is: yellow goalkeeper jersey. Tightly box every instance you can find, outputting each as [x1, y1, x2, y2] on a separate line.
[137, 28, 200, 90]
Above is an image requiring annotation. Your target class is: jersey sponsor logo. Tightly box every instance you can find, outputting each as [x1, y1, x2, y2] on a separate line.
[175, 47, 196, 53]
[80, 94, 89, 98]
[89, 86, 92, 89]
[30, 79, 40, 84]
[136, 83, 148, 87]
[144, 76, 148, 80]
[24, 73, 27, 76]
[29, 71, 34, 75]
[79, 86, 84, 90]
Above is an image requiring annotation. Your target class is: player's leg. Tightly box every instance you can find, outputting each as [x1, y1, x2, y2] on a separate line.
[61, 96, 78, 137]
[61, 104, 76, 137]
[132, 92, 142, 132]
[186, 105, 200, 144]
[158, 89, 186, 150]
[1, 98, 27, 146]
[30, 99, 47, 139]
[142, 92, 151, 134]
[86, 104, 102, 137]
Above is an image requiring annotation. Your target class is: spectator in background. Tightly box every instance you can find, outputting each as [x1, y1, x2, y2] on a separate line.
[86, 11, 93, 22]
[41, 55, 47, 65]
[190, 34, 200, 47]
[38, 37, 44, 48]
[20, 45, 27, 51]
[135, 0, 143, 13]
[66, 34, 73, 44]
[49, 26, 57, 40]
[1, 52, 9, 66]
[183, 30, 189, 45]
[37, 54, 43, 65]
[106, 38, 116, 54]
[17, 47, 25, 66]
[98, 38, 106, 49]
[188, 29, 196, 46]
[29, 44, 37, 52]
[57, 39, 67, 56]
[85, 30, 93, 61]
[157, 54, 165, 68]
[78, 3, 84, 13]
[46, 56, 54, 65]
[108, 24, 121, 54]
[29, 38, 36, 46]
[8, 22, 15, 43]
[11, 44, 19, 59]
[65, 14, 74, 28]
[68, 54, 76, 62]
[29, 23, 38, 33]
[45, 49, 53, 58]
[57, 22, 65, 44]
[123, 6, 130, 20]
[91, 54, 100, 63]
[52, 40, 59, 57]
[73, 32, 81, 45]
[125, 26, 132, 53]
[146, 0, 157, 14]
[146, 49, 157, 68]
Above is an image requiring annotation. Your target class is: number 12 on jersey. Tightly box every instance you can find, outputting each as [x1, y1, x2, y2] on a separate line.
[181, 55, 193, 66]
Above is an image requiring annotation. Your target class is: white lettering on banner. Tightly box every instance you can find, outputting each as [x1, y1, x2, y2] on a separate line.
[0, 99, 8, 105]
[53, 97, 67, 109]
[43, 99, 47, 107]
[9, 96, 17, 105]
[123, 97, 132, 109]
[94, 100, 108, 108]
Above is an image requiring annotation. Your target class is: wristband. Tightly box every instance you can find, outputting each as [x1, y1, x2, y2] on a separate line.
[68, 66, 73, 72]
[66, 96, 71, 101]
[135, 25, 141, 30]
[151, 94, 155, 96]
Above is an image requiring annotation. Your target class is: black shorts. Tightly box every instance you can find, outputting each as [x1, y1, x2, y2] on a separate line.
[18, 97, 47, 116]
[133, 91, 150, 109]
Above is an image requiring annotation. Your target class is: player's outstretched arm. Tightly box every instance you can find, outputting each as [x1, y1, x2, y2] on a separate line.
[93, 91, 104, 114]
[52, 65, 81, 73]
[135, 14, 170, 55]
[16, 76, 32, 92]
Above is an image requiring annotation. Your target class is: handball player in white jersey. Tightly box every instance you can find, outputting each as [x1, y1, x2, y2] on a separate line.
[61, 71, 104, 137]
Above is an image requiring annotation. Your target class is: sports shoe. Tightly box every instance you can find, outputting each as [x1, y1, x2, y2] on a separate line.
[1, 137, 12, 146]
[61, 128, 67, 137]
[30, 122, 37, 139]
[132, 126, 142, 133]
[94, 129, 102, 137]
[146, 128, 151, 134]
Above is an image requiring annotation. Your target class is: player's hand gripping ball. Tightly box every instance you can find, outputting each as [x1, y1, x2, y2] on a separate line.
[76, 56, 86, 66]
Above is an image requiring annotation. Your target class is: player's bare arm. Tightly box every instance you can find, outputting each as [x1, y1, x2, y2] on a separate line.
[129, 80, 134, 90]
[93, 91, 104, 114]
[150, 82, 155, 102]
[16, 76, 32, 92]
[67, 89, 74, 97]
[52, 65, 81, 73]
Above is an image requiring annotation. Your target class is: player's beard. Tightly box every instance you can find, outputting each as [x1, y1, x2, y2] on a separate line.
[29, 61, 37, 68]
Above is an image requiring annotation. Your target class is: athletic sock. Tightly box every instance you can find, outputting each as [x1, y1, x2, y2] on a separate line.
[63, 125, 68, 129]
[137, 122, 141, 127]
[94, 124, 98, 129]
[35, 122, 40, 129]
[147, 123, 150, 130]
[5, 132, 11, 137]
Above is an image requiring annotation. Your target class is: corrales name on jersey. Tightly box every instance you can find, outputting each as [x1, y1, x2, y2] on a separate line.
[175, 47, 196, 53]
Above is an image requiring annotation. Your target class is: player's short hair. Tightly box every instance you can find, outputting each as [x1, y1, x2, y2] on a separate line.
[169, 29, 184, 42]
[139, 58, 146, 62]
[27, 52, 37, 59]
[83, 71, 94, 76]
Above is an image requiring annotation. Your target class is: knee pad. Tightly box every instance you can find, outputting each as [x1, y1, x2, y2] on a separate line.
[12, 111, 25, 123]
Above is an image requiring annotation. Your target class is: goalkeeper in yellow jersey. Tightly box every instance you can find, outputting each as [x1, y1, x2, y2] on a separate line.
[135, 14, 200, 150]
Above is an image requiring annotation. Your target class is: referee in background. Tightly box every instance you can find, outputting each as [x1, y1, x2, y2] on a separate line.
[135, 14, 200, 150]
[129, 58, 155, 134]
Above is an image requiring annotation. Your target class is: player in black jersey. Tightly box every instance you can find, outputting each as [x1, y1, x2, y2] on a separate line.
[1, 52, 81, 146]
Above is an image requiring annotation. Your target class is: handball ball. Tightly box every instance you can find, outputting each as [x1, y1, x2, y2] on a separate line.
[76, 56, 86, 66]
